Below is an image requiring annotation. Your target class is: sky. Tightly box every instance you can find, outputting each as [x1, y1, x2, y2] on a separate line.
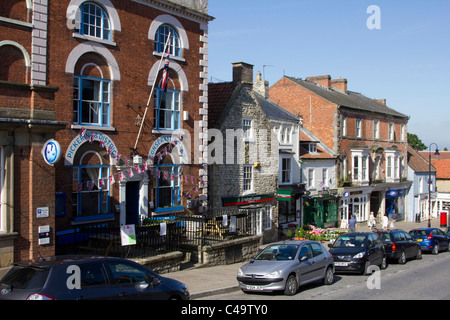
[207, 0, 450, 151]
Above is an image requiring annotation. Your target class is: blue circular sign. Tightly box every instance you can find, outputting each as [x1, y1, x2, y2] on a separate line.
[42, 139, 62, 165]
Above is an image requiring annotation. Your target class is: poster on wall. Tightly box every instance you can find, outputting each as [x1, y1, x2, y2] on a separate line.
[120, 224, 136, 246]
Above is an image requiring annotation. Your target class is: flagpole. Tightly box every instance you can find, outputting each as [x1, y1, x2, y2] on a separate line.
[134, 32, 172, 151]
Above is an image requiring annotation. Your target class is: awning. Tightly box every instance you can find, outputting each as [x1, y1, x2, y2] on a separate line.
[277, 189, 292, 201]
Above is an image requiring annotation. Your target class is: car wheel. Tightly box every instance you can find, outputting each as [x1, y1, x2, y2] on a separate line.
[284, 274, 298, 296]
[416, 248, 422, 260]
[398, 251, 406, 264]
[323, 266, 334, 285]
[432, 244, 439, 255]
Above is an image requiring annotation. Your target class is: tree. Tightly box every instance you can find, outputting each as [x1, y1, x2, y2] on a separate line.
[408, 133, 427, 151]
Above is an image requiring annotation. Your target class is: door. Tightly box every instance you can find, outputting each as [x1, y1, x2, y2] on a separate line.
[368, 234, 383, 266]
[126, 181, 140, 225]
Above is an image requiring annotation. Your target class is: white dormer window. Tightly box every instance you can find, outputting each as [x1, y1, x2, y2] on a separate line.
[309, 143, 318, 154]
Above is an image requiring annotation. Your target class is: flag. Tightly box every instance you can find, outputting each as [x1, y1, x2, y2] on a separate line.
[119, 172, 124, 181]
[109, 175, 115, 185]
[127, 168, 134, 178]
[80, 128, 86, 137]
[99, 178, 105, 188]
[161, 52, 170, 93]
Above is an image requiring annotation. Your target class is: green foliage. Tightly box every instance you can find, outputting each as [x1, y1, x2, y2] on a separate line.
[408, 133, 427, 151]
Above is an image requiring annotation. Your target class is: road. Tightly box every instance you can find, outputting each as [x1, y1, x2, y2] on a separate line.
[198, 251, 450, 300]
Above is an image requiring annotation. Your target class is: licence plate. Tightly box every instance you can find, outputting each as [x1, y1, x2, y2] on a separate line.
[246, 285, 264, 291]
[417, 239, 422, 242]
[335, 262, 349, 267]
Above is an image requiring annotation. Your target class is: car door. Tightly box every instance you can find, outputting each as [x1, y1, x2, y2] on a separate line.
[402, 231, 416, 258]
[296, 244, 315, 286]
[103, 260, 165, 300]
[68, 262, 117, 300]
[309, 242, 328, 281]
[432, 229, 449, 250]
[392, 231, 406, 255]
[368, 234, 382, 266]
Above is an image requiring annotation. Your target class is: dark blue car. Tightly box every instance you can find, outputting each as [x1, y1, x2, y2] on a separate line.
[409, 228, 450, 255]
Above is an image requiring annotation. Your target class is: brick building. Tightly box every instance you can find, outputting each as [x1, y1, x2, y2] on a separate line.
[0, 0, 213, 265]
[270, 75, 411, 225]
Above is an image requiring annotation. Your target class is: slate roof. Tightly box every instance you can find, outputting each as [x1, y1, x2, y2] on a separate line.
[255, 92, 300, 123]
[285, 76, 409, 119]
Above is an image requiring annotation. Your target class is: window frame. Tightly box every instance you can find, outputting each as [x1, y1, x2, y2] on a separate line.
[355, 118, 362, 138]
[153, 164, 181, 209]
[72, 164, 110, 217]
[154, 24, 181, 58]
[242, 118, 253, 141]
[73, 74, 111, 127]
[75, 1, 112, 41]
[280, 157, 292, 184]
[153, 87, 181, 131]
[243, 165, 253, 193]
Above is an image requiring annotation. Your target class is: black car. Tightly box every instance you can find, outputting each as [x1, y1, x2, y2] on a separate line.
[328, 232, 387, 275]
[0, 255, 189, 300]
[375, 229, 422, 264]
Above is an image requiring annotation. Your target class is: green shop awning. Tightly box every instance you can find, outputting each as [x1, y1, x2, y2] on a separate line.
[277, 189, 292, 201]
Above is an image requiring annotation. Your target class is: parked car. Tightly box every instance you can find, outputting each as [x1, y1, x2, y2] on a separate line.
[446, 226, 450, 238]
[375, 229, 422, 264]
[409, 228, 450, 255]
[237, 240, 334, 296]
[0, 255, 189, 300]
[328, 232, 387, 275]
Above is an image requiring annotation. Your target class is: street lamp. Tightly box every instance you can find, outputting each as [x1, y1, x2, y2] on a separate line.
[428, 143, 440, 227]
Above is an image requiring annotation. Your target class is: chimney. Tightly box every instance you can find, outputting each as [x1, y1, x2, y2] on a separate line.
[306, 75, 331, 88]
[375, 99, 386, 106]
[331, 78, 347, 93]
[232, 62, 254, 84]
[253, 72, 269, 98]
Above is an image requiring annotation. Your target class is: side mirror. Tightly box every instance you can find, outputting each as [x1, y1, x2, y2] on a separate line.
[300, 255, 309, 262]
[328, 243, 334, 248]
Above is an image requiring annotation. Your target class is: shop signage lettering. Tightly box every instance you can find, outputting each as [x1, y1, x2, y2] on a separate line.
[222, 194, 274, 207]
[148, 135, 188, 164]
[65, 131, 118, 166]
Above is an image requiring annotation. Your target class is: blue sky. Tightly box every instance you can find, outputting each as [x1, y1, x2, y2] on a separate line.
[207, 0, 450, 150]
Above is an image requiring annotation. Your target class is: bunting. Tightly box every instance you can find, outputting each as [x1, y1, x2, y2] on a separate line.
[75, 128, 205, 199]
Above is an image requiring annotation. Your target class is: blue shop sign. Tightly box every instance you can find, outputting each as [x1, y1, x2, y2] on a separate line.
[386, 189, 405, 198]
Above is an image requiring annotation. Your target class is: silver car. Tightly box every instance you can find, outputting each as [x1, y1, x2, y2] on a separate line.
[237, 240, 334, 295]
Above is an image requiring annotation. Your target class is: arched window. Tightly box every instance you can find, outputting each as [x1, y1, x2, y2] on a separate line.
[152, 148, 181, 211]
[75, 1, 111, 41]
[72, 150, 110, 217]
[154, 24, 181, 57]
[73, 59, 111, 127]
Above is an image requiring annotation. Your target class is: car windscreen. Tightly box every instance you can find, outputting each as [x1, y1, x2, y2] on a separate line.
[409, 230, 428, 237]
[255, 244, 299, 261]
[332, 235, 367, 248]
[0, 266, 49, 290]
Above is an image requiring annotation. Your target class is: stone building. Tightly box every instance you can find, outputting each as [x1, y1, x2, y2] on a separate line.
[208, 62, 279, 243]
[270, 75, 411, 225]
[0, 0, 213, 264]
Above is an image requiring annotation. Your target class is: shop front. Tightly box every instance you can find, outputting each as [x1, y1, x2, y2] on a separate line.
[385, 189, 407, 221]
[303, 190, 339, 228]
[222, 194, 276, 242]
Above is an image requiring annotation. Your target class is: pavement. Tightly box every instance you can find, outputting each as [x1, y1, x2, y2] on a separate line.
[165, 217, 447, 300]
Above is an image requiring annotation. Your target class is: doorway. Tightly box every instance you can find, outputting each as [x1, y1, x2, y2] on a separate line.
[126, 181, 140, 225]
